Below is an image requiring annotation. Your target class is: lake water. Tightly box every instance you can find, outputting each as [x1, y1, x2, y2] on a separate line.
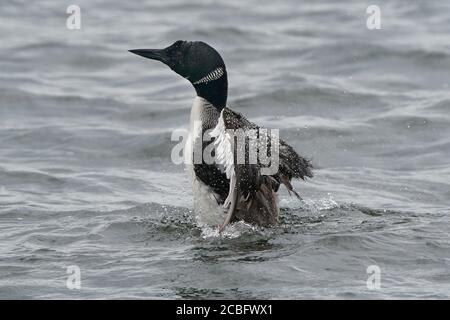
[0, 0, 449, 299]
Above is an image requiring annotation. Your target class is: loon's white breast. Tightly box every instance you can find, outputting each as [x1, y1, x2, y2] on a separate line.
[185, 96, 224, 226]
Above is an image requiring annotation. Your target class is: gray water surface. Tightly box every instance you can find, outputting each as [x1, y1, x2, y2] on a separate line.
[0, 0, 449, 299]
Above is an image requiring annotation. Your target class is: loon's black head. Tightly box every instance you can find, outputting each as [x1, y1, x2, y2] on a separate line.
[129, 40, 228, 109]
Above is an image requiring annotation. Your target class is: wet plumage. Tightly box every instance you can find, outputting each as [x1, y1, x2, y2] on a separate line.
[130, 40, 313, 230]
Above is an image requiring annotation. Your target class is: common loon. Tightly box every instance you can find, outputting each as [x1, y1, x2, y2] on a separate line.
[129, 40, 313, 231]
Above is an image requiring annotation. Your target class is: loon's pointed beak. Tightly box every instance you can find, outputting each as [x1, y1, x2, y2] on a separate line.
[128, 49, 167, 63]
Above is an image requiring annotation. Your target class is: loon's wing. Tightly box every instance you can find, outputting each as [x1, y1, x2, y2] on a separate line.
[210, 107, 313, 231]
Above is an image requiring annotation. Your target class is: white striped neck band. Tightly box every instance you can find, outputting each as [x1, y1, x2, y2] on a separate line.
[193, 67, 224, 85]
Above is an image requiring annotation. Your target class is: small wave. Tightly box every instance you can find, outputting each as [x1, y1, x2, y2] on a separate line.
[280, 195, 340, 212]
[427, 99, 450, 114]
[0, 87, 124, 112]
[232, 85, 386, 119]
[0, 166, 66, 188]
[7, 41, 119, 70]
[199, 221, 259, 239]
[302, 41, 450, 67]
[166, 26, 266, 47]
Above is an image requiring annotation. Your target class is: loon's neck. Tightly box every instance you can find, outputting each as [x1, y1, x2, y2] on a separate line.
[189, 96, 222, 141]
[193, 70, 228, 111]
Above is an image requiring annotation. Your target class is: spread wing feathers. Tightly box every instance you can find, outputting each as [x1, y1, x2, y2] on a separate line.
[210, 112, 238, 232]
[210, 108, 313, 231]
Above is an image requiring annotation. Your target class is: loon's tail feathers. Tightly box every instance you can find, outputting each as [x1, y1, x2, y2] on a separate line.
[233, 175, 279, 227]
